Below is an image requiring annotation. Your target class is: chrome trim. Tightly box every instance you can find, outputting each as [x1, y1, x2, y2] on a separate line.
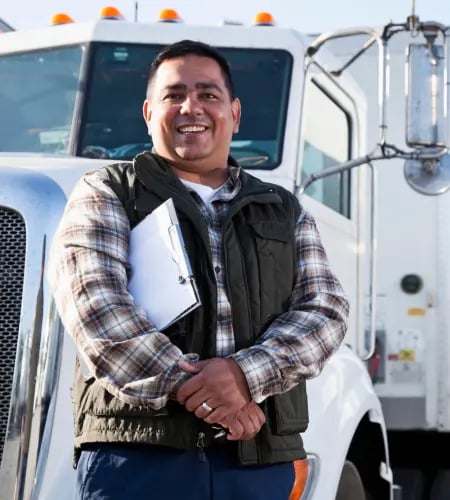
[306, 27, 388, 147]
[362, 163, 378, 360]
[0, 167, 66, 500]
[446, 29, 450, 153]
[301, 454, 320, 499]
[28, 304, 65, 500]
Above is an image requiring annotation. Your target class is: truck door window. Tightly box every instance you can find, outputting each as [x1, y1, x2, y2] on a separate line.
[301, 80, 351, 218]
[228, 48, 291, 169]
[79, 43, 291, 169]
[0, 46, 82, 153]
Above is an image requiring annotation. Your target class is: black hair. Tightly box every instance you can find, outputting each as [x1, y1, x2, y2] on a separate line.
[146, 39, 236, 100]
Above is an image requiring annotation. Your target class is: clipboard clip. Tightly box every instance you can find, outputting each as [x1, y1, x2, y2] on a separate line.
[168, 223, 193, 284]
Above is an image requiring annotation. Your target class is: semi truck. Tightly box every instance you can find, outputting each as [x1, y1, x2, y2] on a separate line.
[1, 5, 443, 499]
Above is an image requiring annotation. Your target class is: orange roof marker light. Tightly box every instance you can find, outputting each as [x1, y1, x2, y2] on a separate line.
[157, 9, 183, 23]
[51, 13, 74, 25]
[253, 12, 276, 26]
[99, 6, 124, 20]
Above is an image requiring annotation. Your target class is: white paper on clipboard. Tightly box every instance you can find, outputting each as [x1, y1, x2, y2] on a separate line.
[128, 198, 201, 330]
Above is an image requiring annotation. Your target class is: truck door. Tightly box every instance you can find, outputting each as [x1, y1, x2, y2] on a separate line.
[299, 72, 368, 357]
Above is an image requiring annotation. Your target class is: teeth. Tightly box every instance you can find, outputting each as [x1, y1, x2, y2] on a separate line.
[178, 125, 206, 133]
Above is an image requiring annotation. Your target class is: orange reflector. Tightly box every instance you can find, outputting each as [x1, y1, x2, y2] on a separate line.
[289, 459, 309, 499]
[51, 13, 74, 25]
[99, 6, 123, 20]
[254, 11, 276, 26]
[157, 8, 182, 23]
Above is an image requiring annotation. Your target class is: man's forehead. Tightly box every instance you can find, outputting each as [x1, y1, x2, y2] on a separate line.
[155, 55, 224, 82]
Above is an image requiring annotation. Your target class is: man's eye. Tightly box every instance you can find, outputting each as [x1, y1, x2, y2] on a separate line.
[164, 94, 183, 101]
[201, 93, 218, 100]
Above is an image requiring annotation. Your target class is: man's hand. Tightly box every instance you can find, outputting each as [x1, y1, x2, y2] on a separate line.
[221, 401, 266, 441]
[176, 358, 251, 424]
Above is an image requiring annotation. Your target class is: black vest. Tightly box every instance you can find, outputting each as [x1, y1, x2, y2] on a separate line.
[72, 152, 309, 466]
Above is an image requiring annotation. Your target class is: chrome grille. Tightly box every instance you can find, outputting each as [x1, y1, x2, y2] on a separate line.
[0, 208, 26, 461]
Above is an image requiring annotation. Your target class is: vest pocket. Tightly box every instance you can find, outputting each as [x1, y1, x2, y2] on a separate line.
[249, 220, 290, 244]
[248, 220, 296, 332]
[270, 382, 309, 435]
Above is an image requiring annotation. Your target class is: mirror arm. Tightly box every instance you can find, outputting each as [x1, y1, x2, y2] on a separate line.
[296, 153, 382, 196]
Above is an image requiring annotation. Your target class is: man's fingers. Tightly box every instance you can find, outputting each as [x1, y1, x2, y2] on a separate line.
[192, 398, 217, 418]
[247, 402, 266, 427]
[203, 404, 237, 425]
[178, 359, 211, 374]
[183, 358, 251, 411]
[237, 409, 258, 440]
[227, 414, 257, 441]
[176, 374, 204, 404]
[225, 418, 244, 441]
[220, 402, 265, 441]
[183, 389, 209, 412]
[176, 359, 252, 422]
[177, 361, 201, 374]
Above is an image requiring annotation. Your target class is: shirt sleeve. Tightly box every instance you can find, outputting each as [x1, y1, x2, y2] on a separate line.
[47, 168, 197, 409]
[230, 209, 350, 403]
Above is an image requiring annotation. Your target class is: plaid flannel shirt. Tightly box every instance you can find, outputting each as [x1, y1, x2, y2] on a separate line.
[48, 166, 349, 410]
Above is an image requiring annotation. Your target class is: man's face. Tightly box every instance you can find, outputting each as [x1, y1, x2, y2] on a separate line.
[143, 55, 241, 172]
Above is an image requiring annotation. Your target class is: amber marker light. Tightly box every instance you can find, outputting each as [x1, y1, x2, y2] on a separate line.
[289, 459, 309, 499]
[253, 11, 276, 26]
[99, 6, 124, 20]
[51, 13, 74, 25]
[290, 456, 320, 498]
[157, 8, 182, 23]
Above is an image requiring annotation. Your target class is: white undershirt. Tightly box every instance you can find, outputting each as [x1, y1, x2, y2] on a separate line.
[181, 178, 223, 207]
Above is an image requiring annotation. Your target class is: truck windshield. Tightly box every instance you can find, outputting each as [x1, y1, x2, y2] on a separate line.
[79, 43, 292, 168]
[0, 43, 291, 169]
[0, 46, 82, 153]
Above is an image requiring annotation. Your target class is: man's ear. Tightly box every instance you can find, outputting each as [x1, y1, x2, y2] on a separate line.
[143, 99, 152, 125]
[232, 98, 241, 134]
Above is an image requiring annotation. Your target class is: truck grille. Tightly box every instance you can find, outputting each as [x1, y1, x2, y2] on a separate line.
[0, 208, 26, 461]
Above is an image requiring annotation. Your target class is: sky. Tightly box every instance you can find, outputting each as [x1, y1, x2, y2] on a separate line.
[0, 0, 449, 33]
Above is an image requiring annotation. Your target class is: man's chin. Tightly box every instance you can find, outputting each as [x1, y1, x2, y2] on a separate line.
[173, 149, 210, 162]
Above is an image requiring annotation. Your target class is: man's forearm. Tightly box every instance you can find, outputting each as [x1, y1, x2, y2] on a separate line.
[48, 172, 200, 408]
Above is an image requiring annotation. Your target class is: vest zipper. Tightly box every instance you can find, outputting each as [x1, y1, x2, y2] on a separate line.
[196, 431, 206, 462]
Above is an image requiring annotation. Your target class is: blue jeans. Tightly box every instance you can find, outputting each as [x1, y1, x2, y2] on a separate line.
[76, 444, 296, 499]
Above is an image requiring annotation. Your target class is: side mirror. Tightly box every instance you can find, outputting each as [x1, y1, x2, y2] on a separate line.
[405, 43, 446, 148]
[404, 23, 450, 195]
[404, 153, 450, 195]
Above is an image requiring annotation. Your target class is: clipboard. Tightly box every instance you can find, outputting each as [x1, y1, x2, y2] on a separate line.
[128, 198, 201, 330]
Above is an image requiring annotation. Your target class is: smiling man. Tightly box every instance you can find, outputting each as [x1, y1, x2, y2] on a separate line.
[143, 52, 241, 186]
[48, 40, 349, 500]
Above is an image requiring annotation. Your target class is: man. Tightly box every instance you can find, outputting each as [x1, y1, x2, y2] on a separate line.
[48, 39, 349, 499]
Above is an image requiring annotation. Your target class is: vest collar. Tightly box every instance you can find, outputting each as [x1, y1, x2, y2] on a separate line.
[133, 152, 283, 227]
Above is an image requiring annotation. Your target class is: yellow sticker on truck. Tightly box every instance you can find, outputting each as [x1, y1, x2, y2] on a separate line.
[398, 349, 415, 361]
[407, 308, 426, 316]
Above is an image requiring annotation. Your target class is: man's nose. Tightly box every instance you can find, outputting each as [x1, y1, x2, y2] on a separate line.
[180, 94, 203, 114]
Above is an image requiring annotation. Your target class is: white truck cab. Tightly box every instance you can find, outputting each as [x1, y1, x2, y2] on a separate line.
[0, 9, 394, 499]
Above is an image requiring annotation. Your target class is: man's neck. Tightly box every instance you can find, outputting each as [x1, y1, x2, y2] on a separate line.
[171, 165, 229, 189]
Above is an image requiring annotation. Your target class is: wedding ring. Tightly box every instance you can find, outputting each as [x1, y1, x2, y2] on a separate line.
[202, 401, 213, 413]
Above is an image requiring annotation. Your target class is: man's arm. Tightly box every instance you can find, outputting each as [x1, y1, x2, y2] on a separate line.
[177, 209, 349, 422]
[230, 209, 349, 403]
[48, 168, 197, 409]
